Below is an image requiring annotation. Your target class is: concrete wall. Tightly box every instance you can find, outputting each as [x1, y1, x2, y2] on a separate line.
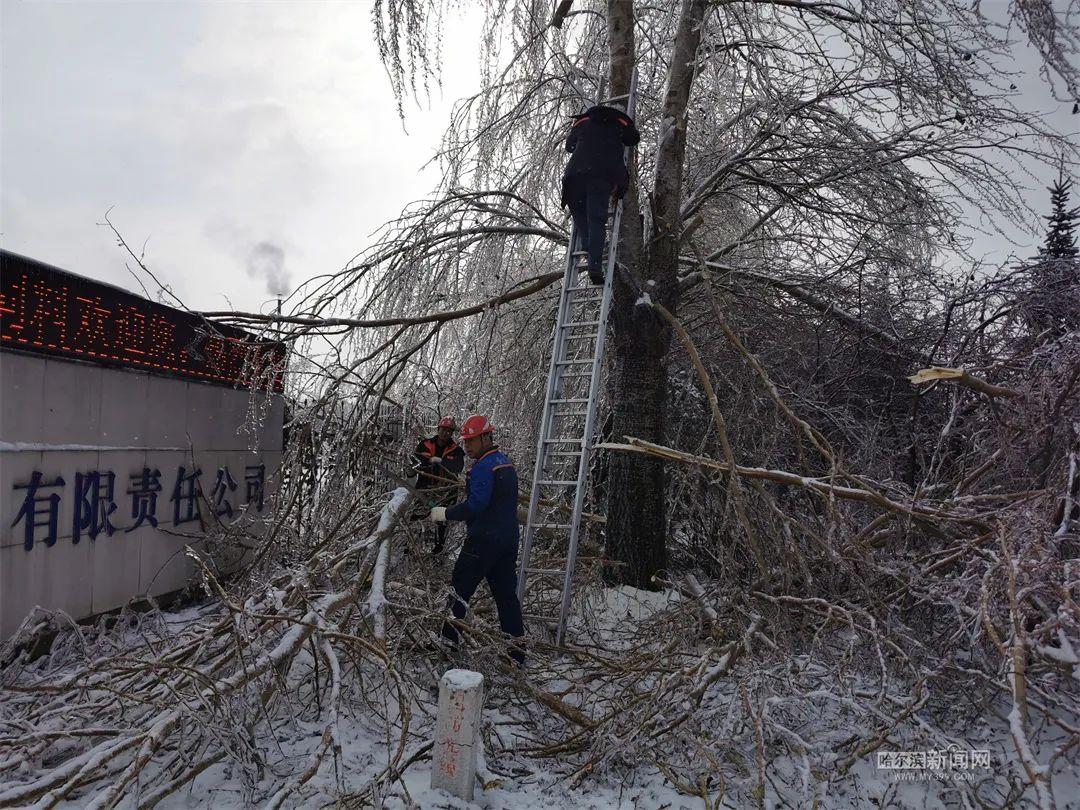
[0, 349, 284, 639]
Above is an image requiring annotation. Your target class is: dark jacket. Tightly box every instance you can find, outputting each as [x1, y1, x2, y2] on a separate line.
[562, 105, 640, 205]
[445, 447, 520, 549]
[412, 436, 465, 491]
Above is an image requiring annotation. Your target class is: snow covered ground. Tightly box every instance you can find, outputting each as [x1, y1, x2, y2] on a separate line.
[12, 584, 1067, 810]
[143, 721, 703, 809]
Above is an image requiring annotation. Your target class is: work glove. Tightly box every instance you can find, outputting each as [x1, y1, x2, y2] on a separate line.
[429, 456, 442, 465]
[429, 506, 447, 523]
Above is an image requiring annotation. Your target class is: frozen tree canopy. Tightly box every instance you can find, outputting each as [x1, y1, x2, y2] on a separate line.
[2, 0, 1080, 806]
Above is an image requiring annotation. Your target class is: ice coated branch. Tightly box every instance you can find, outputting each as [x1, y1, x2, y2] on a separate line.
[203, 270, 564, 334]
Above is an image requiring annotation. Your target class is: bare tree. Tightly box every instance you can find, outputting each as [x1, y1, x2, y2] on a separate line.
[7, 3, 1080, 807]
[297, 0, 1079, 587]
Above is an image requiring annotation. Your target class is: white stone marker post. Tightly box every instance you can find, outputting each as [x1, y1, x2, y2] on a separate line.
[431, 669, 485, 801]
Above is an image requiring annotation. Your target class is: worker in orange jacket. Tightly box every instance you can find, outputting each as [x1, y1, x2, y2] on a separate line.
[410, 416, 465, 553]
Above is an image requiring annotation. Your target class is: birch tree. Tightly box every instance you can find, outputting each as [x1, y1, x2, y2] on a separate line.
[231, 0, 1079, 587]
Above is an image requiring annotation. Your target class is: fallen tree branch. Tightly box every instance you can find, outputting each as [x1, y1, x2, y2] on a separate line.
[594, 437, 987, 525]
[908, 366, 1023, 399]
[368, 488, 412, 643]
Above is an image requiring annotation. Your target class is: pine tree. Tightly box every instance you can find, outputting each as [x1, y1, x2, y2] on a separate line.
[1041, 173, 1079, 261]
[1022, 172, 1080, 338]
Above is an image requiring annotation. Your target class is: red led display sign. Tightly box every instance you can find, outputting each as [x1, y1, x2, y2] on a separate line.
[0, 250, 285, 391]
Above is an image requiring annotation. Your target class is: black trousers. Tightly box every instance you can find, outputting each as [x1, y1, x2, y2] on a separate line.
[441, 539, 525, 664]
[564, 175, 613, 272]
[430, 521, 448, 553]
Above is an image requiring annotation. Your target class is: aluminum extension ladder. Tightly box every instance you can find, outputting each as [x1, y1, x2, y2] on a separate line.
[516, 70, 638, 645]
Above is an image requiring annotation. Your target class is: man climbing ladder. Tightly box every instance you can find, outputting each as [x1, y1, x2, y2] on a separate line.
[561, 101, 640, 284]
[518, 71, 639, 645]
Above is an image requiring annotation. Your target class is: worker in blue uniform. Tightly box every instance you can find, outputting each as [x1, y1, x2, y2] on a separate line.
[429, 414, 525, 667]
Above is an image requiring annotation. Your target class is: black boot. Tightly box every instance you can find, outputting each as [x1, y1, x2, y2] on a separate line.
[432, 522, 447, 555]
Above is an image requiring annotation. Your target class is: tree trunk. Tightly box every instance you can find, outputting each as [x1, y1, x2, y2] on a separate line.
[604, 0, 707, 588]
[605, 352, 667, 586]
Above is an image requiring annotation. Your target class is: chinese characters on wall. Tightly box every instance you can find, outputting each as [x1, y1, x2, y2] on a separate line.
[1, 252, 286, 638]
[12, 463, 267, 551]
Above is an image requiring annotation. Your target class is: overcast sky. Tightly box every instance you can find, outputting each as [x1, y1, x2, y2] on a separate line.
[1, 1, 1076, 317]
[1, 0, 481, 314]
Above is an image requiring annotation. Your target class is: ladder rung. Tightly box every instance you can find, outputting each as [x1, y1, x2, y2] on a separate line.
[555, 359, 596, 366]
[532, 523, 572, 530]
[550, 397, 590, 404]
[547, 450, 582, 457]
[601, 93, 630, 103]
[543, 438, 584, 444]
[560, 320, 601, 329]
[538, 479, 578, 486]
[560, 373, 594, 379]
[525, 567, 566, 576]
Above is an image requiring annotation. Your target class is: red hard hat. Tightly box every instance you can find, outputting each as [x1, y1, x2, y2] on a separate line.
[437, 416, 456, 430]
[460, 414, 494, 439]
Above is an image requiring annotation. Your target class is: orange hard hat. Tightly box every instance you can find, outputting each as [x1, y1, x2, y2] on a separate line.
[460, 414, 494, 439]
[437, 416, 456, 430]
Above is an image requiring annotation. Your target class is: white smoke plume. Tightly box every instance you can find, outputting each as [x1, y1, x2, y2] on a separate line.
[246, 241, 290, 296]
